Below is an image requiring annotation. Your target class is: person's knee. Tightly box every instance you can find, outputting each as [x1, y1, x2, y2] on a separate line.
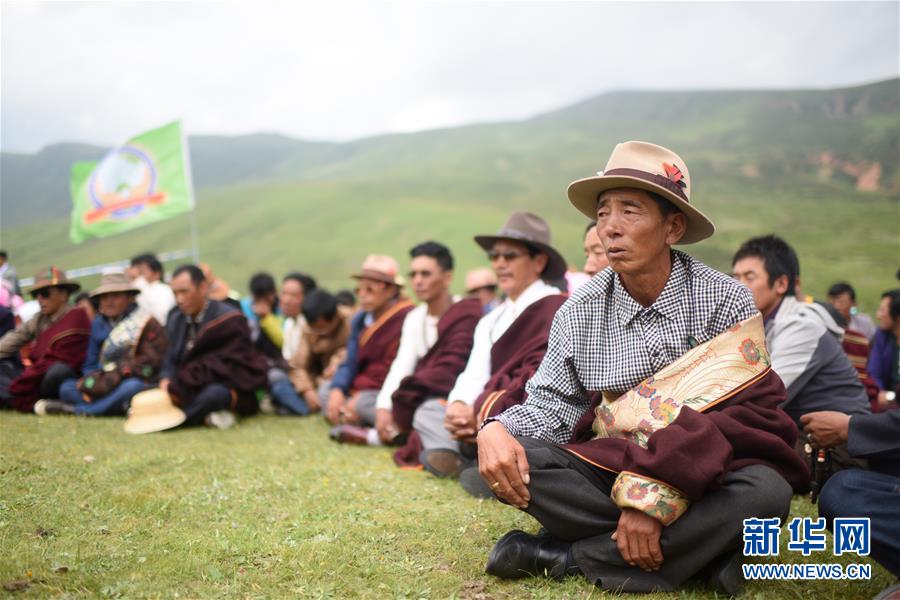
[267, 368, 288, 385]
[412, 401, 442, 434]
[120, 378, 148, 394]
[738, 465, 794, 520]
[818, 470, 863, 523]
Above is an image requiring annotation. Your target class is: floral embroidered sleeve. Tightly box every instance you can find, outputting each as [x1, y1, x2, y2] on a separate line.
[611, 471, 690, 525]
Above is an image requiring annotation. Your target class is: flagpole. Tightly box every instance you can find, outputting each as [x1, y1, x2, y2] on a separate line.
[180, 120, 201, 263]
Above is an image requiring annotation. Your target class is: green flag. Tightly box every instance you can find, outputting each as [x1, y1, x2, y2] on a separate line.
[69, 121, 193, 244]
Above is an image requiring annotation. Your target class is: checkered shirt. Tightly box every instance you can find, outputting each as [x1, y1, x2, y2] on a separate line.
[496, 250, 758, 444]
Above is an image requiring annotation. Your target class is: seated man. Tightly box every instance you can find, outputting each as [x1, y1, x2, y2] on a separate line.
[332, 241, 480, 446]
[287, 289, 353, 413]
[732, 236, 871, 471]
[827, 282, 877, 341]
[37, 271, 167, 416]
[478, 142, 808, 594]
[124, 265, 268, 433]
[582, 220, 609, 277]
[326, 255, 414, 433]
[0, 267, 91, 412]
[128, 253, 175, 325]
[802, 409, 900, 596]
[420, 212, 567, 477]
[280, 272, 317, 366]
[869, 289, 900, 411]
[464, 268, 500, 314]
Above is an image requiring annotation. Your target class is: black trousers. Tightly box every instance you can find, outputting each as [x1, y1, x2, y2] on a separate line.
[516, 437, 793, 593]
[182, 383, 233, 426]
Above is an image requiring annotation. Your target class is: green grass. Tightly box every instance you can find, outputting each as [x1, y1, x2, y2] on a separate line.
[1, 413, 894, 598]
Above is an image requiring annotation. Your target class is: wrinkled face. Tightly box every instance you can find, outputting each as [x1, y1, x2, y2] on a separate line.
[595, 188, 684, 278]
[489, 240, 546, 301]
[583, 227, 609, 277]
[356, 278, 397, 313]
[35, 286, 69, 316]
[171, 272, 208, 317]
[408, 255, 452, 304]
[732, 256, 788, 318]
[828, 292, 853, 320]
[875, 296, 894, 331]
[98, 292, 133, 319]
[280, 279, 304, 319]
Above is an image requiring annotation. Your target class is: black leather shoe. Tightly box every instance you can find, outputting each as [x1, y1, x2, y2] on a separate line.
[486, 530, 579, 581]
[706, 550, 743, 597]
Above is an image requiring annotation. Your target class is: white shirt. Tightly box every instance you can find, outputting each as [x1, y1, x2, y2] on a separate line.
[281, 314, 306, 360]
[449, 279, 560, 406]
[375, 303, 440, 411]
[134, 277, 176, 326]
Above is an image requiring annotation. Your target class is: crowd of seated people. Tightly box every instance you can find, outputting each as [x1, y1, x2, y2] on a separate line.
[1, 139, 897, 596]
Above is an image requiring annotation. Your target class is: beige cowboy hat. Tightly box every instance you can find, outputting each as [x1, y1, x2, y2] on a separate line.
[567, 141, 715, 244]
[474, 211, 567, 280]
[29, 266, 81, 295]
[124, 388, 187, 434]
[351, 254, 405, 287]
[90, 270, 141, 298]
[464, 267, 498, 293]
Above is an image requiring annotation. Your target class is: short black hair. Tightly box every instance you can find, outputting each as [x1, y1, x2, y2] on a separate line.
[410, 241, 454, 271]
[248, 272, 276, 298]
[171, 264, 206, 285]
[335, 289, 356, 308]
[585, 220, 597, 234]
[283, 272, 317, 294]
[130, 253, 164, 278]
[0, 250, 7, 260]
[827, 282, 856, 301]
[732, 235, 799, 297]
[882, 289, 900, 321]
[302, 289, 338, 323]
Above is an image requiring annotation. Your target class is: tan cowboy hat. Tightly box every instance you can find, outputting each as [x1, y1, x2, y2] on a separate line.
[474, 211, 567, 280]
[351, 254, 405, 287]
[29, 266, 81, 295]
[567, 141, 715, 244]
[124, 388, 187, 434]
[464, 267, 498, 293]
[90, 270, 141, 298]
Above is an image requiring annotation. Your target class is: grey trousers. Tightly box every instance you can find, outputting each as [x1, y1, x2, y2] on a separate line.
[412, 398, 460, 451]
[354, 389, 378, 427]
[517, 437, 793, 593]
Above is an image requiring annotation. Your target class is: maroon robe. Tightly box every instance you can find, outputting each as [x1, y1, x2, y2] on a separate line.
[562, 368, 810, 499]
[391, 298, 482, 430]
[168, 311, 268, 415]
[473, 294, 567, 425]
[351, 298, 414, 392]
[9, 307, 91, 412]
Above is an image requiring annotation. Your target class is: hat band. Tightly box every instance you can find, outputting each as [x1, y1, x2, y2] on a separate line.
[603, 168, 689, 203]
[494, 228, 548, 245]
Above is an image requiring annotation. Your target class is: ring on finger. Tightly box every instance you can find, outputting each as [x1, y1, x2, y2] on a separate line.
[490, 481, 501, 489]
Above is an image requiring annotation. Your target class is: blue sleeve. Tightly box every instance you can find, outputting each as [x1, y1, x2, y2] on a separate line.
[330, 311, 365, 394]
[81, 318, 105, 373]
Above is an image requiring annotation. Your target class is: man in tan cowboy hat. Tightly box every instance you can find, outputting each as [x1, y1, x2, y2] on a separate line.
[476, 142, 808, 594]
[327, 254, 415, 443]
[465, 267, 500, 314]
[35, 270, 168, 417]
[408, 212, 568, 476]
[0, 266, 91, 412]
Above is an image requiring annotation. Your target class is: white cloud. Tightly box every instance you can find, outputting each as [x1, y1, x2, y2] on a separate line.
[1, 1, 897, 152]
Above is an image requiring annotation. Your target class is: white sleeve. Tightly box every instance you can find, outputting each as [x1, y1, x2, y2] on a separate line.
[375, 310, 421, 411]
[447, 313, 494, 405]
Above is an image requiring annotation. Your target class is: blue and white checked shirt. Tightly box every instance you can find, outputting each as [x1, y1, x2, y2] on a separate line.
[496, 250, 758, 443]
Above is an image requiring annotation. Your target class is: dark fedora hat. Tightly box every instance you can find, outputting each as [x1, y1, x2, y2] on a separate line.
[474, 211, 567, 280]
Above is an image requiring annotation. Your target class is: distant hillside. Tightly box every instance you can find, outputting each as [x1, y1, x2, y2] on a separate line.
[2, 79, 897, 228]
[0, 79, 897, 312]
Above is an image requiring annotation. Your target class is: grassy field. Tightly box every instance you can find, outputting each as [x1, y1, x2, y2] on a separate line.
[1, 413, 894, 598]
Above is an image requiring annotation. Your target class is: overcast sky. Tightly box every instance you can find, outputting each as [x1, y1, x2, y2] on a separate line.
[2, 1, 898, 153]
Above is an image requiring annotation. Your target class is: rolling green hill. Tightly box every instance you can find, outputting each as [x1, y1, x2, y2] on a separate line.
[1, 79, 897, 312]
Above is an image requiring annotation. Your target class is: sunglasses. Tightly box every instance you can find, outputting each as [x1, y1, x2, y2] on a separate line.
[31, 288, 52, 299]
[487, 249, 528, 262]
